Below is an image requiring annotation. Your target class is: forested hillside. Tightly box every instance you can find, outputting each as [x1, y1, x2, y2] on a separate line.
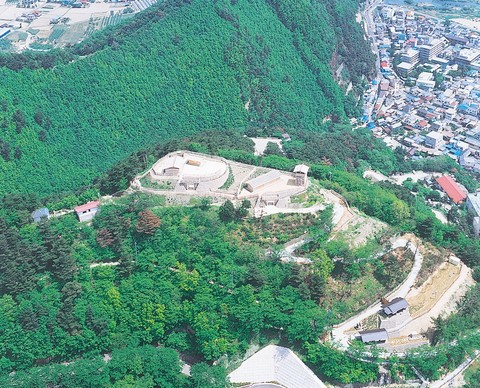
[2, 130, 480, 384]
[0, 0, 374, 196]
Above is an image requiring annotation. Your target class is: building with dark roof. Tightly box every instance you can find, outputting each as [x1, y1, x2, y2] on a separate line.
[359, 329, 388, 343]
[31, 208, 50, 223]
[435, 175, 467, 204]
[382, 297, 409, 316]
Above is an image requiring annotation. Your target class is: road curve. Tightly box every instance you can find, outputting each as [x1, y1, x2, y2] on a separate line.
[331, 237, 423, 348]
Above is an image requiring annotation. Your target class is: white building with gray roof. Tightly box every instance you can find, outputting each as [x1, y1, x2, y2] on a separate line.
[228, 345, 326, 388]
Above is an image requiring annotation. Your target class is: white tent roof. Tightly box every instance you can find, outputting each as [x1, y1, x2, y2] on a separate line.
[228, 345, 326, 388]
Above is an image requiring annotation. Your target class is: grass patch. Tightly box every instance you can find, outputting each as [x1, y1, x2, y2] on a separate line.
[29, 42, 54, 51]
[464, 359, 480, 385]
[49, 27, 66, 42]
[219, 166, 234, 190]
[290, 179, 324, 207]
[415, 242, 446, 286]
[140, 177, 174, 190]
[324, 246, 414, 322]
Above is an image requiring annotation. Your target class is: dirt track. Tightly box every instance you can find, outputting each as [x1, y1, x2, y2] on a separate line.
[400, 263, 474, 337]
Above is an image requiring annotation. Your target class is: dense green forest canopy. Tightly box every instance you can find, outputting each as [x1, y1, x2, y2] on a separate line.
[0, 0, 374, 196]
[2, 129, 480, 385]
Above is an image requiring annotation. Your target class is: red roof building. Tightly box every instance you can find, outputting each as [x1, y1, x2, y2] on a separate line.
[435, 176, 467, 204]
[74, 201, 100, 222]
[74, 201, 99, 213]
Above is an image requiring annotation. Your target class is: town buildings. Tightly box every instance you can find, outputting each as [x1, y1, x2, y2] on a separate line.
[365, 5, 480, 179]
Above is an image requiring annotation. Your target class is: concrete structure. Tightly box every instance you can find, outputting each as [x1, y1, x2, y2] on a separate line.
[416, 72, 436, 89]
[474, 217, 480, 237]
[448, 256, 462, 266]
[159, 155, 184, 176]
[418, 39, 445, 63]
[436, 176, 467, 204]
[445, 34, 469, 46]
[74, 201, 100, 222]
[466, 192, 480, 217]
[150, 151, 229, 191]
[397, 62, 415, 76]
[401, 49, 419, 65]
[245, 170, 282, 192]
[379, 297, 411, 334]
[293, 164, 309, 186]
[228, 345, 326, 388]
[466, 192, 480, 236]
[31, 208, 50, 223]
[359, 328, 388, 343]
[425, 131, 444, 148]
[140, 151, 309, 216]
[455, 48, 480, 66]
[380, 309, 411, 333]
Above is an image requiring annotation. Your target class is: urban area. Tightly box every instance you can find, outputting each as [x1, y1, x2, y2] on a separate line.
[362, 0, 480, 236]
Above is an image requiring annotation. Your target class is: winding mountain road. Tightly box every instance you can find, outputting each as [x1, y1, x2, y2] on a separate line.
[331, 237, 423, 348]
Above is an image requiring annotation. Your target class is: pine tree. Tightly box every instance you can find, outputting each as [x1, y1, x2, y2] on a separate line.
[219, 200, 235, 222]
[136, 210, 161, 235]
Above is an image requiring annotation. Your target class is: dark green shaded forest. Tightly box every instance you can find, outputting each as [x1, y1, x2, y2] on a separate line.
[0, 0, 374, 196]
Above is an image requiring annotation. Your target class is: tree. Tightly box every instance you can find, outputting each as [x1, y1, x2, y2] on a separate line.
[12, 109, 26, 133]
[219, 200, 235, 222]
[417, 217, 435, 239]
[34, 110, 44, 126]
[13, 147, 21, 160]
[311, 249, 334, 281]
[38, 130, 47, 142]
[198, 197, 212, 211]
[106, 346, 185, 387]
[263, 141, 283, 156]
[236, 199, 251, 219]
[136, 210, 161, 235]
[96, 228, 115, 247]
[190, 363, 230, 388]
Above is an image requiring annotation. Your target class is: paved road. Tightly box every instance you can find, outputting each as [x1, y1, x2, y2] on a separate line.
[279, 236, 312, 264]
[331, 237, 423, 348]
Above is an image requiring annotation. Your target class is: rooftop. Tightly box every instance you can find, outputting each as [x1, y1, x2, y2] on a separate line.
[383, 297, 409, 316]
[467, 192, 480, 216]
[74, 201, 100, 213]
[31, 207, 49, 220]
[436, 175, 467, 204]
[293, 164, 309, 174]
[228, 345, 326, 388]
[426, 131, 443, 140]
[359, 329, 388, 343]
[245, 170, 283, 191]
